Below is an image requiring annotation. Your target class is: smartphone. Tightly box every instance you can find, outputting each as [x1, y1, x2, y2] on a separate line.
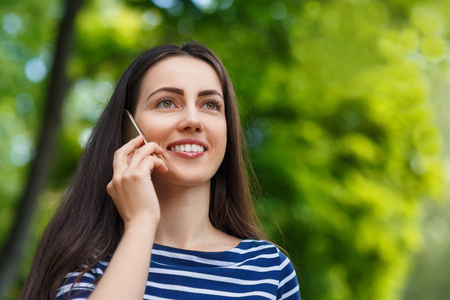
[122, 109, 148, 144]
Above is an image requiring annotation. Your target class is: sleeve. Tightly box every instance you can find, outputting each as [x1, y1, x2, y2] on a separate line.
[277, 250, 301, 300]
[56, 263, 106, 300]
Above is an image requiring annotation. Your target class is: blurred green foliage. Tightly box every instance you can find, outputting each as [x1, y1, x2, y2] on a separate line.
[1, 0, 449, 299]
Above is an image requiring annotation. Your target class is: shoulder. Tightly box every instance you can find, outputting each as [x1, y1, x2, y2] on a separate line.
[235, 240, 300, 299]
[234, 239, 286, 257]
[232, 239, 292, 268]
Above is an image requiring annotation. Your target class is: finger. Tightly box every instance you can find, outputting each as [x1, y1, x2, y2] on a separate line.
[137, 156, 168, 175]
[106, 180, 116, 199]
[123, 135, 145, 152]
[153, 158, 168, 173]
[113, 135, 145, 172]
[128, 142, 164, 170]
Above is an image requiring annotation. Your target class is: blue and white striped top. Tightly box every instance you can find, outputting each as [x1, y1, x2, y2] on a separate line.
[57, 239, 300, 299]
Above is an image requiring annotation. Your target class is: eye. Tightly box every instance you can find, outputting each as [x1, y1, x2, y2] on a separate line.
[157, 99, 175, 108]
[202, 100, 222, 110]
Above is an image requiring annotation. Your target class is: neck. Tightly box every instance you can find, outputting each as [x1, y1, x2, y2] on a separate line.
[152, 180, 218, 250]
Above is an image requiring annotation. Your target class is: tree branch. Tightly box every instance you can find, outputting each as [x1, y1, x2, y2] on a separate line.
[0, 0, 85, 297]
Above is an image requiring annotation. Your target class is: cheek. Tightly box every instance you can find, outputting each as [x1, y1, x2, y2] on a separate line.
[137, 116, 171, 142]
[217, 122, 228, 153]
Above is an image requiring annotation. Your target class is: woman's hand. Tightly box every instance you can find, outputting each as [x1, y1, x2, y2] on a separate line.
[107, 135, 168, 229]
[88, 135, 165, 300]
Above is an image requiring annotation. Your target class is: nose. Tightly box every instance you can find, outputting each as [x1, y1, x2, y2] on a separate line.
[178, 105, 204, 133]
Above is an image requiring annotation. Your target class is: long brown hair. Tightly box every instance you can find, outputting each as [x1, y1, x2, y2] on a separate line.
[20, 41, 263, 299]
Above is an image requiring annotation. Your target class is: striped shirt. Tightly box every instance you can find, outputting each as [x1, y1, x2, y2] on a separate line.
[57, 239, 300, 299]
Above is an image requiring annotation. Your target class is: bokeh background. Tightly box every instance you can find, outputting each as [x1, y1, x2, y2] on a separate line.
[1, 0, 449, 299]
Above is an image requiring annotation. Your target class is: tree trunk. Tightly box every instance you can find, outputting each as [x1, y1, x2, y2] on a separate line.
[0, 0, 85, 297]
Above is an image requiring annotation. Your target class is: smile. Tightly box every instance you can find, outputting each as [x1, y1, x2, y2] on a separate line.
[169, 144, 205, 153]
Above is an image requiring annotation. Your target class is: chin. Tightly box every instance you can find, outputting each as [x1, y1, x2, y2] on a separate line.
[153, 171, 215, 188]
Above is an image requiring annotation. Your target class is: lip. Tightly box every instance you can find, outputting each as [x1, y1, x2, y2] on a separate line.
[166, 138, 208, 150]
[166, 138, 207, 159]
[170, 151, 205, 159]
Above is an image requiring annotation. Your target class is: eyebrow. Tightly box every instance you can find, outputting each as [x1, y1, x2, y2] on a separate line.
[147, 87, 184, 100]
[198, 89, 223, 99]
[147, 87, 223, 100]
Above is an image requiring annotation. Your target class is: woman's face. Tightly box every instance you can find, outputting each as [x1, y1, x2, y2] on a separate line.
[134, 56, 227, 187]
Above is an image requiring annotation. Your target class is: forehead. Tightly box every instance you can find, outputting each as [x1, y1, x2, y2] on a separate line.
[141, 56, 222, 92]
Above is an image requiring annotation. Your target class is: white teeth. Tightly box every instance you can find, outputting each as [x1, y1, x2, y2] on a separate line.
[170, 144, 205, 153]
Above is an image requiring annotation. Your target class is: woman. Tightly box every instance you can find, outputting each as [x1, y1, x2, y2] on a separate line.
[20, 42, 300, 299]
